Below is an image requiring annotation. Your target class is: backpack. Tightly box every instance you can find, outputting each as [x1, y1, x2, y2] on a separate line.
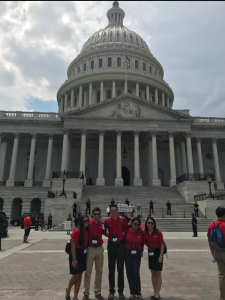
[107, 216, 124, 233]
[210, 222, 225, 250]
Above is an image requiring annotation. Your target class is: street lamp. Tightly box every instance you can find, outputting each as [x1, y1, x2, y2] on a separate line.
[207, 175, 213, 198]
[59, 170, 67, 197]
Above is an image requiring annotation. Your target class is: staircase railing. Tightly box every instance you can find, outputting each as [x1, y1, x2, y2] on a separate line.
[52, 171, 83, 179]
[176, 173, 214, 184]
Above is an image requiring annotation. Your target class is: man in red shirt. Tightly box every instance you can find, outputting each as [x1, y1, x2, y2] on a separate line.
[207, 207, 225, 300]
[83, 207, 106, 300]
[104, 204, 129, 300]
[23, 215, 32, 243]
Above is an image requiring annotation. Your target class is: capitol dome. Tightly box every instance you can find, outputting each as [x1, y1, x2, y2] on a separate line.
[57, 1, 174, 113]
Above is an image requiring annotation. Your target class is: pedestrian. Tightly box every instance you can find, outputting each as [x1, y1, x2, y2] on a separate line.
[107, 204, 110, 217]
[124, 218, 144, 300]
[86, 199, 91, 214]
[191, 213, 198, 237]
[144, 217, 164, 300]
[130, 203, 135, 217]
[48, 213, 53, 230]
[166, 201, 171, 215]
[65, 215, 89, 300]
[136, 204, 142, 218]
[193, 201, 199, 217]
[75, 212, 81, 227]
[23, 214, 32, 243]
[83, 207, 106, 300]
[149, 200, 154, 214]
[73, 201, 77, 218]
[125, 198, 130, 206]
[110, 198, 115, 205]
[118, 201, 123, 216]
[67, 214, 73, 235]
[35, 214, 39, 231]
[0, 211, 4, 250]
[104, 204, 129, 300]
[122, 212, 130, 224]
[207, 207, 225, 300]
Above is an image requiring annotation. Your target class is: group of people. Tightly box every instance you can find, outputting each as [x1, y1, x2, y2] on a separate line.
[65, 204, 165, 300]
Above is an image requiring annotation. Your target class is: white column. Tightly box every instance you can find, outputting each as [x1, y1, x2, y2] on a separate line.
[71, 90, 74, 107]
[96, 129, 105, 186]
[6, 133, 20, 187]
[25, 133, 37, 187]
[136, 82, 139, 97]
[80, 129, 87, 178]
[162, 93, 165, 106]
[79, 86, 82, 107]
[148, 137, 152, 184]
[150, 131, 161, 186]
[146, 85, 149, 100]
[196, 137, 204, 174]
[0, 133, 2, 154]
[168, 131, 176, 186]
[43, 134, 54, 187]
[61, 129, 69, 171]
[212, 138, 221, 182]
[175, 143, 182, 176]
[89, 83, 92, 105]
[180, 137, 187, 174]
[65, 93, 68, 107]
[112, 80, 116, 98]
[100, 81, 104, 101]
[166, 96, 170, 108]
[155, 88, 158, 104]
[133, 130, 142, 186]
[115, 130, 123, 186]
[186, 132, 194, 174]
[60, 97, 64, 113]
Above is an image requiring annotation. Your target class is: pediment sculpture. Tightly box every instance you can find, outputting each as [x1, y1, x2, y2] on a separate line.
[111, 100, 142, 118]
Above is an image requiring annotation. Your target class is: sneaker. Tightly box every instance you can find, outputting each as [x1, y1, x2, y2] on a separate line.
[95, 295, 104, 299]
[108, 293, 114, 300]
[119, 293, 125, 300]
[82, 296, 89, 300]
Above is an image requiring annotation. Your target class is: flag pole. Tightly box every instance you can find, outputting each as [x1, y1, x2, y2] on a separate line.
[125, 51, 127, 94]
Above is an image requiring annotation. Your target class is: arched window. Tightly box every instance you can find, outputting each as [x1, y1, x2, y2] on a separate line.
[99, 58, 102, 68]
[107, 89, 112, 99]
[97, 90, 100, 102]
[124, 32, 127, 39]
[136, 36, 139, 43]
[75, 97, 77, 106]
[130, 34, 133, 41]
[84, 63, 86, 72]
[115, 13, 117, 22]
[78, 66, 80, 73]
[143, 63, 146, 71]
[135, 60, 138, 69]
[117, 89, 122, 96]
[128, 89, 132, 94]
[82, 94, 84, 107]
[109, 31, 113, 38]
[108, 57, 112, 67]
[117, 31, 120, 38]
[91, 60, 94, 69]
[117, 57, 121, 67]
[149, 66, 152, 73]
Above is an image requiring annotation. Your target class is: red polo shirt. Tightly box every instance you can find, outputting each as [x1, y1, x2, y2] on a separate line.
[144, 230, 164, 249]
[87, 219, 106, 246]
[104, 216, 129, 242]
[24, 217, 32, 228]
[71, 227, 88, 249]
[207, 219, 225, 238]
[124, 228, 144, 252]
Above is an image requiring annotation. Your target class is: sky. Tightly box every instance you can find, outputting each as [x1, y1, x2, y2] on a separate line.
[0, 1, 225, 117]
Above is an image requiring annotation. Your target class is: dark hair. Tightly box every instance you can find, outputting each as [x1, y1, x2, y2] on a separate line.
[78, 215, 89, 247]
[131, 217, 141, 227]
[147, 213, 151, 219]
[110, 204, 117, 210]
[192, 213, 194, 216]
[92, 207, 101, 214]
[145, 216, 158, 235]
[215, 207, 225, 218]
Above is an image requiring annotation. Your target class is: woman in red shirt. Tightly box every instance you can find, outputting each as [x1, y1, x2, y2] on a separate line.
[144, 217, 164, 300]
[65, 215, 89, 300]
[124, 218, 144, 300]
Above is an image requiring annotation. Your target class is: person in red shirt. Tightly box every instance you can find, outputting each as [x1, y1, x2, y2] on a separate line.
[23, 215, 32, 243]
[207, 206, 225, 300]
[124, 218, 144, 300]
[104, 204, 129, 300]
[144, 217, 164, 300]
[66, 214, 89, 300]
[83, 207, 107, 300]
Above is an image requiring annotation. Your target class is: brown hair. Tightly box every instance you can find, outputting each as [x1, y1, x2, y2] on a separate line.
[145, 216, 158, 235]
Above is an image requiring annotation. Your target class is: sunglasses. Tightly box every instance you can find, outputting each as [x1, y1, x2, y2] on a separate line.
[110, 209, 117, 212]
[83, 220, 89, 223]
[133, 223, 140, 226]
[93, 213, 100, 216]
[147, 222, 154, 225]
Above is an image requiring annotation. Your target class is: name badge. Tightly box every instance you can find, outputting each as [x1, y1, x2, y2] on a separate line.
[112, 234, 118, 243]
[148, 248, 154, 257]
[131, 246, 137, 255]
[102, 224, 105, 230]
[92, 236, 98, 245]
[84, 245, 88, 254]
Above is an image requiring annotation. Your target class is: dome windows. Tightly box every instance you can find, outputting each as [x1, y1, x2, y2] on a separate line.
[108, 57, 112, 67]
[99, 58, 103, 68]
[107, 89, 112, 99]
[143, 63, 146, 71]
[84, 63, 87, 72]
[97, 90, 100, 102]
[117, 57, 121, 67]
[128, 89, 132, 94]
[91, 60, 94, 69]
[82, 94, 84, 107]
[136, 36, 139, 44]
[103, 32, 106, 40]
[135, 60, 138, 69]
[117, 31, 120, 38]
[78, 66, 80, 73]
[109, 31, 113, 39]
[117, 89, 122, 96]
[75, 97, 77, 107]
[149, 66, 152, 73]
[130, 34, 133, 41]
[115, 13, 117, 22]
[124, 32, 127, 39]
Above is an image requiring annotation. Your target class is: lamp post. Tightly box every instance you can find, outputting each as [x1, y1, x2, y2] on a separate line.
[59, 170, 67, 197]
[207, 175, 213, 199]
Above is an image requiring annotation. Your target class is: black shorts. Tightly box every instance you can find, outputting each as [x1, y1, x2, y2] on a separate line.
[24, 227, 31, 237]
[148, 247, 163, 271]
[69, 248, 87, 274]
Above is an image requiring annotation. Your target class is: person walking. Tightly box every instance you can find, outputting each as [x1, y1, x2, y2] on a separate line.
[48, 213, 53, 230]
[65, 215, 89, 300]
[73, 201, 77, 218]
[67, 214, 73, 235]
[83, 207, 106, 300]
[207, 207, 225, 300]
[193, 201, 199, 217]
[35, 214, 39, 231]
[149, 200, 154, 214]
[110, 199, 115, 205]
[192, 213, 198, 237]
[124, 218, 144, 300]
[104, 204, 129, 300]
[86, 199, 91, 214]
[125, 198, 130, 206]
[0, 211, 4, 250]
[136, 204, 142, 218]
[166, 201, 171, 215]
[130, 204, 135, 217]
[144, 217, 164, 300]
[23, 215, 32, 243]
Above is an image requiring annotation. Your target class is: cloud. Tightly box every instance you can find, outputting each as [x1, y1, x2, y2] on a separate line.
[0, 1, 225, 117]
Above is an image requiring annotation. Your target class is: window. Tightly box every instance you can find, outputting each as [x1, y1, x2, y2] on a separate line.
[108, 57, 112, 67]
[75, 97, 77, 106]
[91, 60, 94, 69]
[155, 69, 157, 75]
[130, 34, 133, 41]
[107, 89, 112, 99]
[135, 60, 138, 69]
[145, 93, 146, 99]
[82, 94, 84, 107]
[143, 63, 146, 71]
[97, 90, 100, 102]
[124, 32, 127, 39]
[117, 89, 122, 96]
[110, 31, 113, 38]
[117, 57, 121, 67]
[84, 63, 86, 72]
[78, 66, 80, 73]
[99, 58, 102, 68]
[115, 13, 117, 22]
[128, 89, 132, 94]
[117, 31, 120, 38]
[103, 32, 106, 40]
[136, 36, 139, 43]
[139, 92, 141, 97]
[149, 66, 152, 73]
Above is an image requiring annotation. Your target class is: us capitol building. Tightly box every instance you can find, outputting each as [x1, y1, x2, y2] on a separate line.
[0, 2, 224, 222]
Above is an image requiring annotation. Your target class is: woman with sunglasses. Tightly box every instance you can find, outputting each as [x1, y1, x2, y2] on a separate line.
[144, 217, 164, 300]
[65, 215, 89, 300]
[124, 218, 144, 300]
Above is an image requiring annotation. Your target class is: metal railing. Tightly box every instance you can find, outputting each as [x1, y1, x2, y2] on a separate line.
[0, 111, 59, 119]
[0, 181, 6, 186]
[176, 173, 214, 184]
[14, 181, 24, 186]
[214, 193, 225, 200]
[194, 193, 207, 201]
[52, 171, 84, 179]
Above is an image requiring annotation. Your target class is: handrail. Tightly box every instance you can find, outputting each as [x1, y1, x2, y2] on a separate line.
[176, 173, 214, 184]
[52, 171, 83, 179]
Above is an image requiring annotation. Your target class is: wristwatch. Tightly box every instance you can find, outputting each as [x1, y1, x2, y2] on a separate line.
[160, 255, 163, 258]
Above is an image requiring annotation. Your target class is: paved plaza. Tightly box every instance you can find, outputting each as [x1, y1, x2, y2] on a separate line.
[0, 227, 220, 300]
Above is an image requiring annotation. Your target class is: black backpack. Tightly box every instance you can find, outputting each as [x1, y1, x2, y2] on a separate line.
[209, 222, 225, 250]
